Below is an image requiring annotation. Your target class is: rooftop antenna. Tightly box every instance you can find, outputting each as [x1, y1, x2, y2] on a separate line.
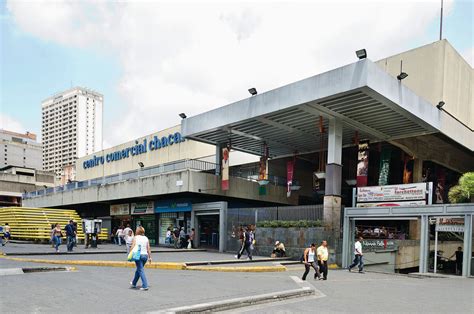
[439, 0, 443, 40]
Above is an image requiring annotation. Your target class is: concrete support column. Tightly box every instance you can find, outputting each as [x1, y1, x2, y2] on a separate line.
[219, 202, 228, 253]
[413, 158, 423, 182]
[419, 215, 429, 273]
[324, 118, 343, 234]
[462, 214, 472, 277]
[215, 143, 223, 176]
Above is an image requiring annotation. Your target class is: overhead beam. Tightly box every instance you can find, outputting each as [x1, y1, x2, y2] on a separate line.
[301, 103, 391, 140]
[256, 117, 314, 138]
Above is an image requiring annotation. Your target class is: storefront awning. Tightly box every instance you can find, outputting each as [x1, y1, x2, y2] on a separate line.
[182, 59, 473, 157]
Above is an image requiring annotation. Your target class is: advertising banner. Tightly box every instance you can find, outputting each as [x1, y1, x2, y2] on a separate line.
[154, 200, 192, 213]
[131, 201, 154, 215]
[357, 140, 369, 187]
[222, 147, 229, 191]
[356, 183, 427, 203]
[287, 159, 295, 197]
[378, 148, 391, 186]
[110, 203, 130, 216]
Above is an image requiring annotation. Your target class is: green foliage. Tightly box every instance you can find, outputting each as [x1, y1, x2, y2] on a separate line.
[256, 220, 323, 228]
[448, 172, 474, 203]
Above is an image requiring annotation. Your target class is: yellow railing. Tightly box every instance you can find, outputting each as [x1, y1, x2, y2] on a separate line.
[0, 207, 108, 241]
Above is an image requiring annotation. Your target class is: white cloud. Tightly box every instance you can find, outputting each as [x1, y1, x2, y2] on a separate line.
[6, 0, 453, 147]
[461, 47, 473, 67]
[0, 113, 26, 133]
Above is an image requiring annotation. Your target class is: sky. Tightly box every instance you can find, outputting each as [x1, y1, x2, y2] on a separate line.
[0, 0, 472, 149]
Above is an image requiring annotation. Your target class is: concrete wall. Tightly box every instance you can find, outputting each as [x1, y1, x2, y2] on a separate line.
[76, 125, 216, 181]
[23, 170, 294, 208]
[376, 40, 473, 129]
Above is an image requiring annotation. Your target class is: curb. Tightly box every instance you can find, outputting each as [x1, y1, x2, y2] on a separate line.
[0, 254, 286, 272]
[185, 257, 292, 266]
[154, 287, 315, 313]
[3, 249, 207, 256]
[185, 265, 287, 272]
[0, 255, 186, 270]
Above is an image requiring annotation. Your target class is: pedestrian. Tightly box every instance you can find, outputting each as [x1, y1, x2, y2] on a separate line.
[52, 223, 63, 253]
[2, 223, 11, 246]
[165, 228, 172, 247]
[302, 243, 321, 280]
[129, 226, 151, 291]
[249, 226, 256, 254]
[73, 221, 78, 247]
[189, 228, 195, 249]
[116, 225, 124, 246]
[449, 247, 463, 275]
[111, 227, 118, 245]
[348, 236, 364, 273]
[272, 241, 286, 257]
[236, 226, 252, 260]
[173, 227, 180, 249]
[124, 224, 133, 239]
[125, 229, 134, 254]
[179, 227, 186, 249]
[317, 240, 329, 280]
[65, 220, 76, 252]
[50, 224, 55, 247]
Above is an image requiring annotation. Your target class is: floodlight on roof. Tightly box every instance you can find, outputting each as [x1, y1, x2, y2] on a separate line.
[355, 49, 367, 59]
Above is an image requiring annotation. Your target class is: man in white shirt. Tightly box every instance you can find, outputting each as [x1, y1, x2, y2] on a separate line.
[348, 236, 364, 273]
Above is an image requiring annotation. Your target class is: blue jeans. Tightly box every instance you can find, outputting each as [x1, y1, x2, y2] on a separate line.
[54, 236, 61, 250]
[349, 254, 364, 271]
[132, 255, 149, 288]
[67, 236, 75, 251]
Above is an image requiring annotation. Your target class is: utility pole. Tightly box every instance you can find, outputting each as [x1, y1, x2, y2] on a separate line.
[439, 0, 443, 40]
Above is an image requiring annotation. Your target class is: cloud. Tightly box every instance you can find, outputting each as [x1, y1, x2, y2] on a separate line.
[6, 0, 453, 147]
[0, 113, 26, 133]
[461, 47, 473, 67]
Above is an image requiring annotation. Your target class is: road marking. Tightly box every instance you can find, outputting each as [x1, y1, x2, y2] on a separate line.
[290, 275, 304, 283]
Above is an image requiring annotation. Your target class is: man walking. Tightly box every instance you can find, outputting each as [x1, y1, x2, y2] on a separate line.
[236, 226, 252, 260]
[348, 236, 364, 273]
[65, 220, 76, 252]
[317, 240, 329, 280]
[302, 243, 321, 280]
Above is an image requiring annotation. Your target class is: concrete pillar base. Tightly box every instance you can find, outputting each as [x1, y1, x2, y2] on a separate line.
[323, 195, 342, 233]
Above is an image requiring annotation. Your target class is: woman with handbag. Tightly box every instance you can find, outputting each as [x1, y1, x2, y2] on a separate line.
[129, 226, 152, 291]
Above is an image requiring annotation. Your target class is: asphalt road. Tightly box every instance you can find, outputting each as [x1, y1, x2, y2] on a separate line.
[1, 244, 473, 313]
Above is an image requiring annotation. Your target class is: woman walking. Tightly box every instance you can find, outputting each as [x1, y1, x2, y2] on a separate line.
[130, 226, 151, 291]
[52, 223, 63, 253]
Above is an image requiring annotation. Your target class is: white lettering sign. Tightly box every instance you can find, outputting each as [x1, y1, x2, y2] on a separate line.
[110, 204, 130, 216]
[131, 201, 154, 215]
[357, 183, 427, 203]
[435, 224, 464, 233]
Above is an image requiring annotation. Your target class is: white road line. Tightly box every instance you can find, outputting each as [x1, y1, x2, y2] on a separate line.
[290, 275, 304, 283]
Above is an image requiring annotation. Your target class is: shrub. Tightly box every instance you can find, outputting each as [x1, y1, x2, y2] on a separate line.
[256, 220, 322, 228]
[448, 172, 474, 203]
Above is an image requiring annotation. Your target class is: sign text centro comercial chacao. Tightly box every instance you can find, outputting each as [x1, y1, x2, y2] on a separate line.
[82, 132, 186, 169]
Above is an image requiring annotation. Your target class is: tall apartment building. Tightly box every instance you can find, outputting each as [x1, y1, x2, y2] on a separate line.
[0, 129, 43, 170]
[42, 87, 103, 179]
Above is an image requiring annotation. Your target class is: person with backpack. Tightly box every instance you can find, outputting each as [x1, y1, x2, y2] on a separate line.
[302, 243, 321, 280]
[65, 220, 76, 252]
[173, 227, 180, 249]
[235, 226, 252, 260]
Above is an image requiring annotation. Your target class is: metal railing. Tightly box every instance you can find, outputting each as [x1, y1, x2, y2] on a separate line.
[23, 159, 217, 199]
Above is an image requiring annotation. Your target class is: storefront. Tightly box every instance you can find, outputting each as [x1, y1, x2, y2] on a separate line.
[155, 200, 192, 245]
[131, 201, 157, 245]
[110, 203, 132, 234]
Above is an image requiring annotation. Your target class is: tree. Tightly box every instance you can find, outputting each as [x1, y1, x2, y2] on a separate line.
[448, 172, 474, 203]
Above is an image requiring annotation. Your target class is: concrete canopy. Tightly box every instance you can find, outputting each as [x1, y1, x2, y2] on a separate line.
[182, 59, 473, 158]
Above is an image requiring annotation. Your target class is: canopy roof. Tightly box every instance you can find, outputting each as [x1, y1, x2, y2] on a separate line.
[182, 59, 473, 157]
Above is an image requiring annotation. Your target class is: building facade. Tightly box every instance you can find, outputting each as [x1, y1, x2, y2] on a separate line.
[0, 130, 42, 170]
[24, 40, 474, 276]
[41, 87, 103, 179]
[0, 166, 55, 206]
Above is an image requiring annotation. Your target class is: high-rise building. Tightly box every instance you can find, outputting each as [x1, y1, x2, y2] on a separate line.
[41, 87, 103, 179]
[0, 129, 42, 170]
